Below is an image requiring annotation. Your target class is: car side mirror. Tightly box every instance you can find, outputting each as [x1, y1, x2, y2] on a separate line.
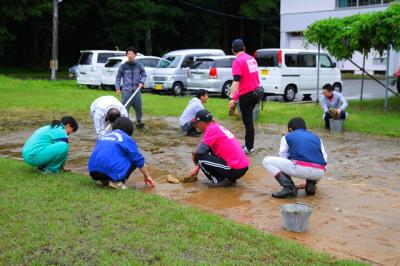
[332, 62, 336, 68]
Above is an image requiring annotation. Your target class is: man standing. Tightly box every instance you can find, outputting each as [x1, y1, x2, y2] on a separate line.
[190, 110, 249, 187]
[115, 47, 146, 129]
[179, 89, 208, 136]
[229, 39, 261, 154]
[90, 95, 128, 139]
[320, 83, 348, 130]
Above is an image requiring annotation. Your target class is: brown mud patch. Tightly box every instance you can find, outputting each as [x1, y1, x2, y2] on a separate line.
[1, 117, 400, 265]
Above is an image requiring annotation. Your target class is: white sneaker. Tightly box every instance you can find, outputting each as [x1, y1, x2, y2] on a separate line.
[108, 181, 128, 190]
[243, 146, 255, 154]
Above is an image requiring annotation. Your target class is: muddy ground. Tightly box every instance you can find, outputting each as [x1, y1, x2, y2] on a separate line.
[1, 117, 399, 265]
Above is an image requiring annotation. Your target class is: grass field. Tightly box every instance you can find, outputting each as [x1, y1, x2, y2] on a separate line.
[0, 158, 364, 265]
[0, 74, 399, 136]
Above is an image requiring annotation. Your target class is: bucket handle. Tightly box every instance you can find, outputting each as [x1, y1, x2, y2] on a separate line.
[296, 202, 313, 208]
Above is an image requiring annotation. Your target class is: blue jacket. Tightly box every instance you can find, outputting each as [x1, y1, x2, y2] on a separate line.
[285, 129, 327, 166]
[115, 60, 146, 92]
[88, 130, 145, 181]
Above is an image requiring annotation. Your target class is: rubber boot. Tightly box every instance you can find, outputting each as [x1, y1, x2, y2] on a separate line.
[305, 179, 316, 195]
[272, 172, 297, 198]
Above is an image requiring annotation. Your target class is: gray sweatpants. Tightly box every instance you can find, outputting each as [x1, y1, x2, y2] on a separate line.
[262, 156, 325, 181]
[122, 89, 142, 123]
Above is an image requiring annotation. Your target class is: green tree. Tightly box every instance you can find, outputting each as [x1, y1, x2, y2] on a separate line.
[0, 1, 52, 60]
[239, 0, 280, 48]
[304, 3, 400, 60]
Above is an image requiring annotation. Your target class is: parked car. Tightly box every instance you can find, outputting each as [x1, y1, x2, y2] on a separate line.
[68, 65, 78, 79]
[151, 49, 225, 96]
[187, 56, 235, 98]
[254, 48, 342, 101]
[100, 55, 161, 90]
[77, 50, 142, 88]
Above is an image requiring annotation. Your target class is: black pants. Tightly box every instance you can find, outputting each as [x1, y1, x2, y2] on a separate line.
[238, 90, 259, 150]
[324, 110, 346, 129]
[195, 153, 248, 183]
[397, 76, 400, 93]
[90, 163, 137, 183]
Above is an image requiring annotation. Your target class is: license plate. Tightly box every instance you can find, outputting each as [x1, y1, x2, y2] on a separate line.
[155, 83, 163, 90]
[261, 69, 269, 76]
[192, 74, 201, 79]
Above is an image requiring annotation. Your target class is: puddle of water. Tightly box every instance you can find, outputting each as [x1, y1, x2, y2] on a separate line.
[1, 117, 400, 265]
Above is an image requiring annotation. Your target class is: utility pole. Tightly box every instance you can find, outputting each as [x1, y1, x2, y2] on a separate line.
[51, 0, 58, 80]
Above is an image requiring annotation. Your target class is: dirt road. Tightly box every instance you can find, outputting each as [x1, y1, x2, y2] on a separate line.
[1, 117, 399, 265]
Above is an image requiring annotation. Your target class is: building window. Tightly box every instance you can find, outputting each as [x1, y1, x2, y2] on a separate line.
[337, 0, 357, 7]
[360, 0, 383, 5]
[290, 32, 303, 37]
[336, 0, 394, 7]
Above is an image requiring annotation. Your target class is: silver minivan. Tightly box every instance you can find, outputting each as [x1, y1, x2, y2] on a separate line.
[187, 56, 235, 98]
[151, 49, 225, 95]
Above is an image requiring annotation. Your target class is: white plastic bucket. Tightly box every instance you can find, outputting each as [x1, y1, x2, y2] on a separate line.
[281, 203, 313, 232]
[329, 119, 344, 133]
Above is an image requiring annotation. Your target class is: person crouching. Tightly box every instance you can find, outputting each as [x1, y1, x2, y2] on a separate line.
[262, 117, 327, 198]
[22, 116, 78, 173]
[190, 110, 249, 187]
[88, 117, 155, 190]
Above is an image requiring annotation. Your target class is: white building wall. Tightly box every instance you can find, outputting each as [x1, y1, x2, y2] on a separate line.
[280, 0, 399, 75]
[281, 0, 335, 14]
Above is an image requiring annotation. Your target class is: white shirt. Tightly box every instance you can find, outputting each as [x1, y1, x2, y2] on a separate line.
[179, 97, 204, 126]
[90, 96, 128, 138]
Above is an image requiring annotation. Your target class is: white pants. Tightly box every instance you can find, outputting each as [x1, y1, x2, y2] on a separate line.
[262, 156, 325, 181]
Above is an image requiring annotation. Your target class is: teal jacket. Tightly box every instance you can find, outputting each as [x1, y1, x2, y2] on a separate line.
[22, 125, 68, 162]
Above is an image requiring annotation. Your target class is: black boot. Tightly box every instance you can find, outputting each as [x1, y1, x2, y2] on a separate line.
[305, 179, 316, 195]
[207, 178, 235, 188]
[272, 172, 297, 198]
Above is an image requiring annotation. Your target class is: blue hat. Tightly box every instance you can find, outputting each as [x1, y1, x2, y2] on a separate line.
[192, 110, 213, 124]
[232, 39, 245, 50]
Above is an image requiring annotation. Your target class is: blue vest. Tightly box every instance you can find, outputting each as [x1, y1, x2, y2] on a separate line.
[88, 130, 145, 181]
[285, 129, 326, 166]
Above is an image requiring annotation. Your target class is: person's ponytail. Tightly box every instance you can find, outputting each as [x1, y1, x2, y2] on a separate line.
[50, 120, 63, 129]
[49, 116, 78, 132]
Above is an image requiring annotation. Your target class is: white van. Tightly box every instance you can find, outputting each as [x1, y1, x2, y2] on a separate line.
[255, 49, 342, 101]
[151, 49, 225, 95]
[100, 55, 161, 90]
[76, 50, 126, 88]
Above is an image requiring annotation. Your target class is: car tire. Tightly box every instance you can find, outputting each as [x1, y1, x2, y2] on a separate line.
[221, 81, 232, 98]
[172, 82, 183, 96]
[283, 85, 296, 102]
[333, 82, 342, 93]
[87, 85, 98, 89]
[101, 84, 113, 91]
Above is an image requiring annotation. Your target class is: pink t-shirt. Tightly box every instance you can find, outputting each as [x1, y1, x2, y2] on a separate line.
[202, 122, 249, 169]
[232, 52, 260, 101]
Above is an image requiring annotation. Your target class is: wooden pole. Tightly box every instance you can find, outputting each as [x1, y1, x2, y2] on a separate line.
[51, 0, 58, 80]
